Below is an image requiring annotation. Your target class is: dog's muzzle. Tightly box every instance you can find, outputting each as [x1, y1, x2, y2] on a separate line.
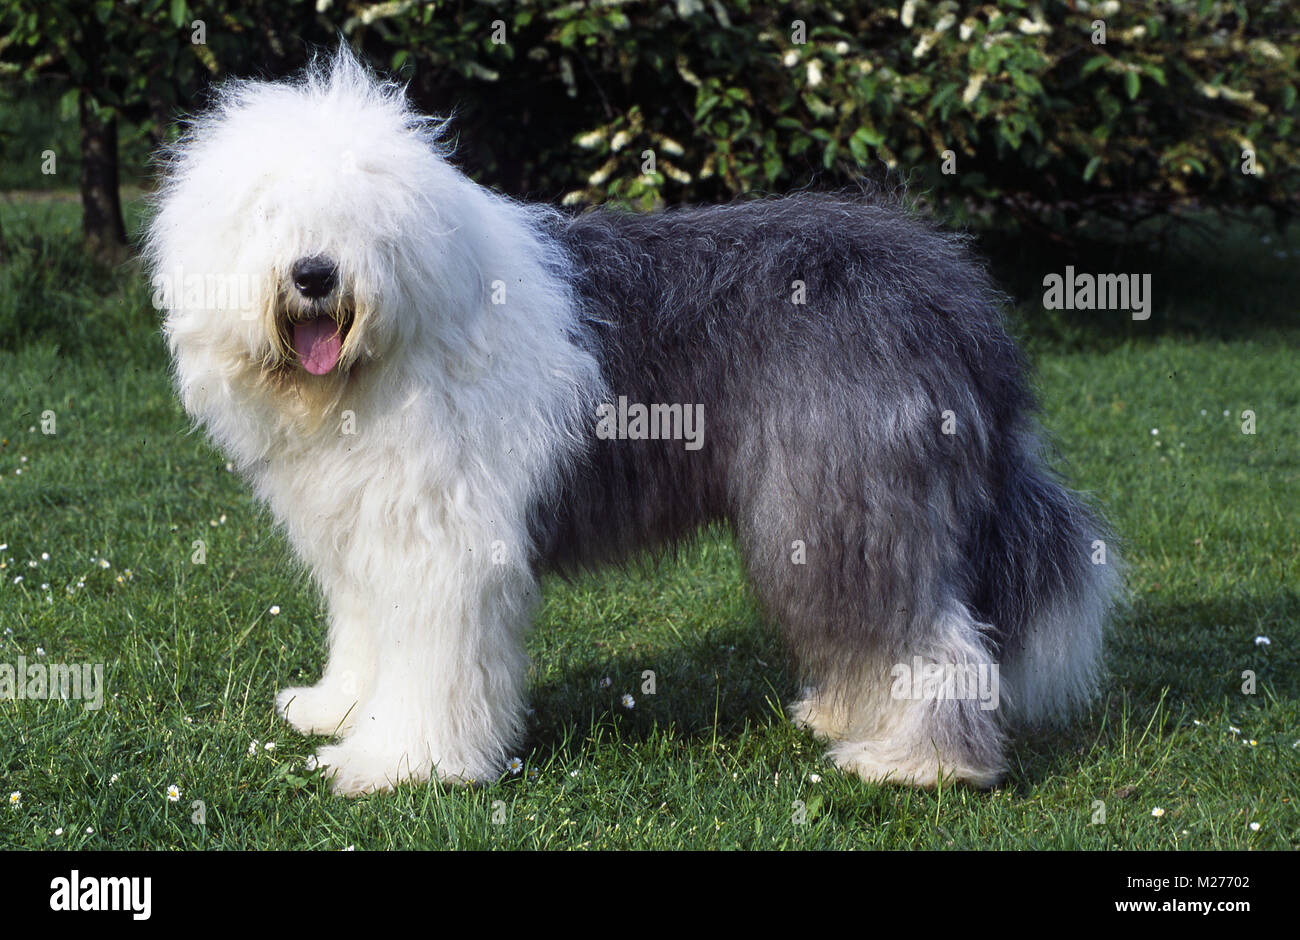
[286, 255, 350, 375]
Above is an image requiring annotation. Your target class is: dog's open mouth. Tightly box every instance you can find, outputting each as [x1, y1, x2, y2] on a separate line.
[290, 314, 351, 375]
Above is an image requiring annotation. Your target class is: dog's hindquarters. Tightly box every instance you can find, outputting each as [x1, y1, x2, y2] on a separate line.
[757, 414, 1118, 788]
[733, 378, 1013, 788]
[548, 195, 1119, 788]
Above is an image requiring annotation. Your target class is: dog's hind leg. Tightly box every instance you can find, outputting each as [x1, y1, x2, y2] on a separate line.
[810, 602, 1007, 789]
[780, 589, 1007, 789]
[734, 426, 1008, 788]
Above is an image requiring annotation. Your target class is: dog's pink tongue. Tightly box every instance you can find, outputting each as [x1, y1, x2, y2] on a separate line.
[293, 317, 342, 375]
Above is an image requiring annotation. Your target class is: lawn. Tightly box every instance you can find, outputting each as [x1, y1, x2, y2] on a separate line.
[0, 197, 1296, 850]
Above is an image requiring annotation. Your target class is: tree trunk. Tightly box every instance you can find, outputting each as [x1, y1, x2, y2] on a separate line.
[79, 90, 128, 264]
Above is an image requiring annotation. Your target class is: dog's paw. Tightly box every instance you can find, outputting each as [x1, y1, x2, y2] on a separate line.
[312, 741, 423, 795]
[312, 731, 493, 796]
[789, 687, 856, 740]
[826, 738, 1004, 790]
[275, 683, 358, 737]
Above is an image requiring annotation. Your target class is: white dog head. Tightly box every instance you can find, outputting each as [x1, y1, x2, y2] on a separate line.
[146, 45, 496, 427]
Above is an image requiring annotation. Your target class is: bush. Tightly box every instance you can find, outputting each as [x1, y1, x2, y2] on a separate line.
[5, 1, 1295, 240]
[366, 0, 1299, 232]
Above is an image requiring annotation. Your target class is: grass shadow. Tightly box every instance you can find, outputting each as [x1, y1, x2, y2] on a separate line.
[978, 211, 1300, 355]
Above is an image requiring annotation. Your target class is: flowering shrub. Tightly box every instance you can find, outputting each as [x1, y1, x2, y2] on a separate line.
[386, 0, 1298, 230]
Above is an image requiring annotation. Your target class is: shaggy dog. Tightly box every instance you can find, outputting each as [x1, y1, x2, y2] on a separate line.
[147, 47, 1120, 795]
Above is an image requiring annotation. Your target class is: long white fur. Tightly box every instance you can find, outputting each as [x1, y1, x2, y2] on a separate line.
[148, 47, 604, 792]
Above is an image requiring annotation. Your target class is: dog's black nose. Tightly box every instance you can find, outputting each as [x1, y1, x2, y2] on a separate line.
[292, 256, 338, 299]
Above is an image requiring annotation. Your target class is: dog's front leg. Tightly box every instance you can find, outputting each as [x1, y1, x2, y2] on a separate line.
[311, 560, 533, 795]
[276, 587, 376, 737]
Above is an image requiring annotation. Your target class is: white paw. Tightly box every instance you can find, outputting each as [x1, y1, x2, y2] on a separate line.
[275, 683, 359, 737]
[789, 688, 855, 740]
[826, 739, 1004, 789]
[312, 726, 495, 796]
[312, 741, 426, 795]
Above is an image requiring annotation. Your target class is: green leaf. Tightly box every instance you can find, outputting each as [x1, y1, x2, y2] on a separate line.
[848, 132, 869, 164]
[853, 125, 884, 147]
[1125, 70, 1140, 100]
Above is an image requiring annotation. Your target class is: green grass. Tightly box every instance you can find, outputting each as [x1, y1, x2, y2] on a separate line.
[0, 198, 1296, 850]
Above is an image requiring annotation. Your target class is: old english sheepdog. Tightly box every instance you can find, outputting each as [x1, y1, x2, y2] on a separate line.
[147, 47, 1120, 795]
